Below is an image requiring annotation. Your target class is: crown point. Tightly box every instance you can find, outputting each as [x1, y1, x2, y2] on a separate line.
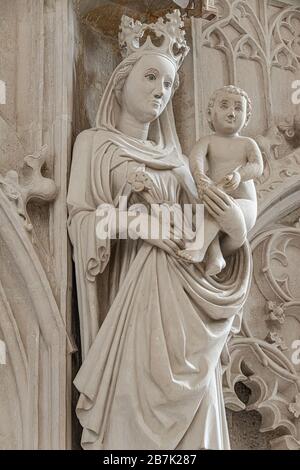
[118, 9, 189, 69]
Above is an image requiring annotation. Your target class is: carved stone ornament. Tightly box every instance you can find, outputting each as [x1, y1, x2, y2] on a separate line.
[223, 218, 300, 450]
[0, 140, 72, 448]
[192, 0, 300, 450]
[0, 2, 74, 446]
[1, 0, 300, 451]
[0, 145, 57, 232]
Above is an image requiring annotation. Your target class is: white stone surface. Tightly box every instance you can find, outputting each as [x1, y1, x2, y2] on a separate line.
[0, 0, 73, 450]
[179, 85, 263, 272]
[0, 0, 299, 450]
[192, 0, 300, 449]
[68, 10, 253, 450]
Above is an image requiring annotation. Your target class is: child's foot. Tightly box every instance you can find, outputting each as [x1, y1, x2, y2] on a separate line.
[177, 248, 205, 263]
[205, 237, 226, 275]
[205, 256, 226, 275]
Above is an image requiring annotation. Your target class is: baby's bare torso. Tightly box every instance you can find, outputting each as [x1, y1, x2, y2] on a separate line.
[207, 135, 256, 201]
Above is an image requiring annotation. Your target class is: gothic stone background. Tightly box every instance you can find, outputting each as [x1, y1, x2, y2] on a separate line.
[0, 0, 300, 449]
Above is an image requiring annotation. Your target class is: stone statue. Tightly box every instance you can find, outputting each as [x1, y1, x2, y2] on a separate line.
[67, 10, 252, 450]
[178, 85, 264, 275]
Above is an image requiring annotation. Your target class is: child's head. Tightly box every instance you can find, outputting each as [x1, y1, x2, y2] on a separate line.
[207, 85, 252, 135]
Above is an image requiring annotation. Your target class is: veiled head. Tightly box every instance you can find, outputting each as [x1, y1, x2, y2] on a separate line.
[114, 53, 178, 125]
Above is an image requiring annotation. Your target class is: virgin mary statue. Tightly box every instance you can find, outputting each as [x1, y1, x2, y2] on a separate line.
[67, 10, 252, 450]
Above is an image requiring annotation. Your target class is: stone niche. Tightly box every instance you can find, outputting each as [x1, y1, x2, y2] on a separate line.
[72, 0, 300, 450]
[0, 0, 300, 449]
[0, 0, 73, 449]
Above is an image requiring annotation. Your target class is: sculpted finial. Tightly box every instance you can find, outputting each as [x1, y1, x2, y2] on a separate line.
[118, 10, 189, 69]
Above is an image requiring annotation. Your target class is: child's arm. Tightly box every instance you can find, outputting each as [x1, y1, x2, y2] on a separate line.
[189, 137, 212, 190]
[222, 138, 264, 192]
[239, 138, 264, 181]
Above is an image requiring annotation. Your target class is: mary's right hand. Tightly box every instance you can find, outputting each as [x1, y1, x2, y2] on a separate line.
[128, 211, 185, 257]
[96, 204, 184, 257]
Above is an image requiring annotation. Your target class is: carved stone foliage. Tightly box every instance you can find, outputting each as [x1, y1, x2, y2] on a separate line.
[0, 159, 70, 448]
[0, 145, 57, 232]
[254, 125, 300, 208]
[278, 105, 300, 148]
[271, 2, 300, 73]
[192, 0, 300, 449]
[223, 216, 300, 450]
[193, 0, 300, 139]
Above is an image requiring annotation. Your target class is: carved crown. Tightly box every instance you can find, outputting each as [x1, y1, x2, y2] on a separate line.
[118, 10, 190, 69]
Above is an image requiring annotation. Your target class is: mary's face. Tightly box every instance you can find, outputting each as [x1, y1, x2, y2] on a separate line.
[121, 54, 176, 124]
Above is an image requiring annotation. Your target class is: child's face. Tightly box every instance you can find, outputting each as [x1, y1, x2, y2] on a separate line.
[211, 91, 248, 136]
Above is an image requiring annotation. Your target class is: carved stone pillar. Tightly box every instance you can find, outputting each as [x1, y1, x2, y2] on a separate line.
[0, 0, 74, 449]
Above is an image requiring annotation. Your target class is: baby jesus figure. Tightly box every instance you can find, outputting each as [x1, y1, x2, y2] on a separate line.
[178, 85, 264, 275]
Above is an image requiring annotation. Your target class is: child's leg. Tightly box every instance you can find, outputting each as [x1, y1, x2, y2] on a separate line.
[204, 198, 256, 273]
[235, 198, 257, 232]
[178, 197, 256, 264]
[178, 210, 220, 263]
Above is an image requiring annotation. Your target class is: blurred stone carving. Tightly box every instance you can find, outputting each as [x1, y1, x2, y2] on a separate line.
[192, 0, 300, 449]
[0, 145, 57, 231]
[223, 218, 300, 450]
[279, 106, 300, 148]
[0, 0, 72, 449]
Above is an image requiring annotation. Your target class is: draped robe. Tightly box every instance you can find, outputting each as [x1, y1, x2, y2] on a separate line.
[67, 54, 252, 450]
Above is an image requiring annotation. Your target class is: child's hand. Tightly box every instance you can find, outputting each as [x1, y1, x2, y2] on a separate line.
[194, 171, 213, 198]
[220, 170, 241, 193]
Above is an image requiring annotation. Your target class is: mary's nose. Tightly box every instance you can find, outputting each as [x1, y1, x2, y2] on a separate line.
[154, 91, 163, 99]
[153, 82, 164, 99]
[227, 109, 235, 118]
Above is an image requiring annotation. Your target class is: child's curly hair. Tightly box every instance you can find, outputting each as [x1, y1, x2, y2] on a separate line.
[207, 85, 252, 131]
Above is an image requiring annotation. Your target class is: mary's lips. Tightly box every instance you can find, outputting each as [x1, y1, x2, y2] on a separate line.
[151, 100, 161, 107]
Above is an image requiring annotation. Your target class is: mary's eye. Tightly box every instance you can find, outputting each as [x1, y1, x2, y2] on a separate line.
[146, 73, 156, 81]
[235, 106, 242, 111]
[164, 81, 172, 89]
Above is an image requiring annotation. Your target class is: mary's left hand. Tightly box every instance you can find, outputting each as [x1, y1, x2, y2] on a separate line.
[202, 185, 247, 247]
